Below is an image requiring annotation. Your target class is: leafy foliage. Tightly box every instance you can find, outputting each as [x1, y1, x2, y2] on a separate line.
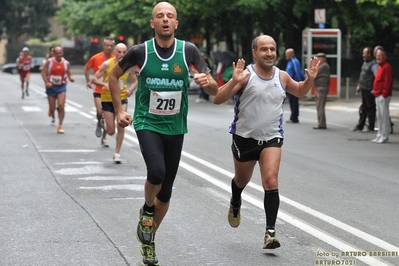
[53, 0, 399, 57]
[0, 0, 55, 42]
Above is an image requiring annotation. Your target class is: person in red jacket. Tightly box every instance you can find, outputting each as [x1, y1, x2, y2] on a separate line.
[372, 48, 393, 143]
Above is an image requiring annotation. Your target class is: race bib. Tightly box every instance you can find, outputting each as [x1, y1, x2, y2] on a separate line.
[149, 90, 182, 115]
[23, 65, 30, 71]
[50, 75, 62, 85]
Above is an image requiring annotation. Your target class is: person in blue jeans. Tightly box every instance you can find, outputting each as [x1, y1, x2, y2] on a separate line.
[285, 48, 305, 123]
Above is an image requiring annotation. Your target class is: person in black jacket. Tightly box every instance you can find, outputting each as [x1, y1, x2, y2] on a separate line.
[353, 47, 378, 132]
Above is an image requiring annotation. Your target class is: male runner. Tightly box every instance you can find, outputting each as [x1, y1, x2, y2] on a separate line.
[213, 35, 319, 249]
[18, 47, 33, 99]
[84, 37, 115, 146]
[91, 43, 137, 163]
[108, 2, 218, 265]
[41, 46, 56, 124]
[41, 46, 75, 134]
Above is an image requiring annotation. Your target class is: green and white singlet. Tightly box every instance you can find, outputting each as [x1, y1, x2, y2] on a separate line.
[134, 39, 189, 135]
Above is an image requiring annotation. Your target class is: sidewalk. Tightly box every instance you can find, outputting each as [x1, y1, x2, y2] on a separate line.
[299, 87, 399, 118]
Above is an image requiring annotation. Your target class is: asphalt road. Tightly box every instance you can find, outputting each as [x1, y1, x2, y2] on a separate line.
[1, 71, 399, 266]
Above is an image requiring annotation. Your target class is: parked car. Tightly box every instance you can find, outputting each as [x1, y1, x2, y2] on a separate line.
[1, 57, 46, 74]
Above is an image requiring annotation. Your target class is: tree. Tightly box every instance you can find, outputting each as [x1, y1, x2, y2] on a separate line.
[55, 0, 399, 59]
[56, 0, 156, 43]
[0, 0, 55, 42]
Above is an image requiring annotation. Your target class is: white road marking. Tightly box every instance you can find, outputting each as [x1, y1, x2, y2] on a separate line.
[78, 176, 146, 181]
[21, 106, 41, 112]
[54, 161, 104, 165]
[111, 197, 144, 200]
[79, 111, 93, 119]
[39, 149, 97, 153]
[0, 107, 7, 112]
[65, 106, 78, 112]
[55, 165, 114, 175]
[79, 184, 143, 191]
[66, 100, 83, 108]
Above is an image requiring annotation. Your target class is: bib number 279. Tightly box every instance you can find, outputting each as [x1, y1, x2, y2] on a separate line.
[157, 98, 176, 111]
[149, 90, 182, 115]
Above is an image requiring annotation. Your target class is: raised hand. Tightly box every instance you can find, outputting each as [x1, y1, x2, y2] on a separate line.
[232, 59, 249, 83]
[304, 57, 320, 80]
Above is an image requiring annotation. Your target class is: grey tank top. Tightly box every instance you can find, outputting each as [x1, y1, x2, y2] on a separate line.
[229, 64, 286, 141]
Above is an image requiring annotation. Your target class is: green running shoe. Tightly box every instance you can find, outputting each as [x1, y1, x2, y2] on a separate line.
[140, 242, 159, 266]
[137, 206, 155, 244]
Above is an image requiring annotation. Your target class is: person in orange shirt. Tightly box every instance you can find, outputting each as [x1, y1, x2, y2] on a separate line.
[84, 37, 115, 146]
[41, 46, 75, 134]
[18, 47, 34, 99]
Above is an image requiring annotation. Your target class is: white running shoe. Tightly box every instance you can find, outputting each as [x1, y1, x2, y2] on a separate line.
[101, 137, 109, 147]
[113, 153, 122, 164]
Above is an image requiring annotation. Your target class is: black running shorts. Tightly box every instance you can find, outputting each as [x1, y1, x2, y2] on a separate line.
[101, 100, 127, 113]
[231, 134, 283, 162]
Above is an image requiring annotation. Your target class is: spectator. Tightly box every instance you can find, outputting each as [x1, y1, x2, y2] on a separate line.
[313, 53, 330, 129]
[372, 48, 393, 143]
[352, 47, 378, 132]
[285, 48, 304, 123]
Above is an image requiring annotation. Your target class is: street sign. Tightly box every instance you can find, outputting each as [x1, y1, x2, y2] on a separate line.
[315, 9, 326, 24]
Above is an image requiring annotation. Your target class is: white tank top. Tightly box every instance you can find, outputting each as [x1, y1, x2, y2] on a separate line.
[229, 64, 286, 141]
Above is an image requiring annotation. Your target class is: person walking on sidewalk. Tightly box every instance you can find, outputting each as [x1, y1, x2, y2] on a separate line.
[352, 47, 378, 132]
[213, 35, 319, 250]
[372, 48, 393, 144]
[108, 2, 218, 265]
[313, 53, 330, 129]
[84, 37, 115, 146]
[91, 43, 137, 163]
[41, 46, 75, 134]
[285, 48, 305, 123]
